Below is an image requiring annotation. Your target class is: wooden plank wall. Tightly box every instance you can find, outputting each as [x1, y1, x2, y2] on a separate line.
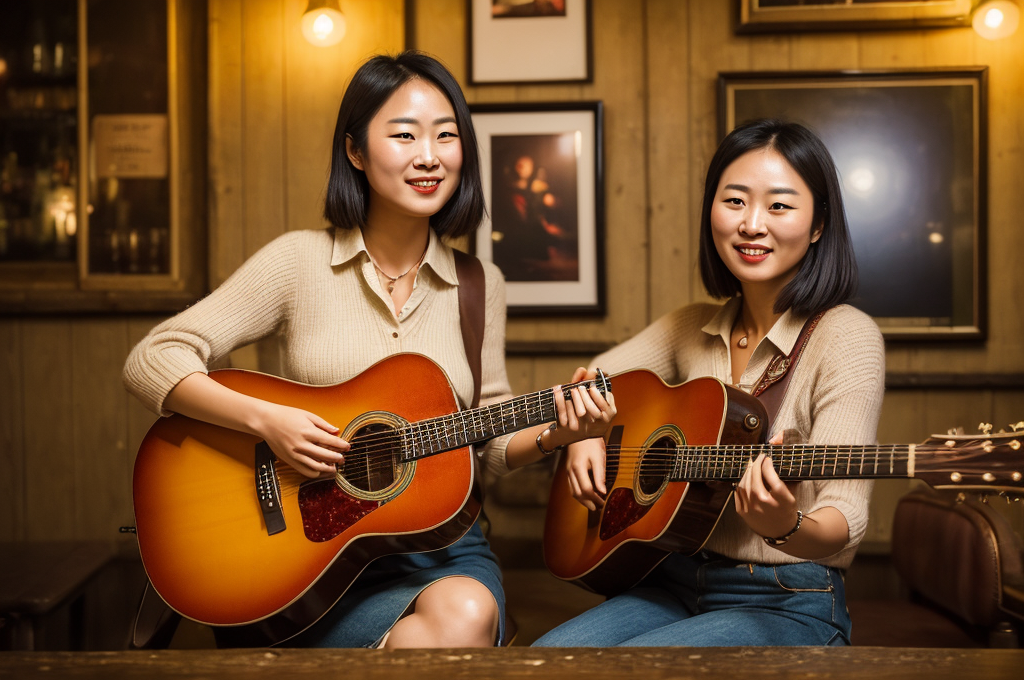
[1, 0, 1021, 549]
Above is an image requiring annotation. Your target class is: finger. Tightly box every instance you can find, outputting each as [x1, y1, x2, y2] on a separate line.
[587, 385, 611, 417]
[568, 470, 595, 511]
[310, 431, 350, 458]
[570, 387, 587, 419]
[578, 386, 603, 420]
[299, 443, 345, 468]
[768, 431, 784, 445]
[309, 412, 341, 434]
[553, 385, 568, 428]
[571, 366, 588, 383]
[592, 460, 607, 496]
[564, 390, 580, 429]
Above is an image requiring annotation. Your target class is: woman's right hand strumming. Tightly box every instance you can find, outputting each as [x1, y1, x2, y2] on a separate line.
[566, 437, 608, 511]
[163, 372, 349, 478]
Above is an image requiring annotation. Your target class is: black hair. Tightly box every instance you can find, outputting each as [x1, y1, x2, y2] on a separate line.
[324, 51, 484, 238]
[698, 118, 858, 316]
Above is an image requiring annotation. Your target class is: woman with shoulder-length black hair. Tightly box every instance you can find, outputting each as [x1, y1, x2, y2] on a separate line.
[123, 51, 614, 649]
[534, 118, 885, 648]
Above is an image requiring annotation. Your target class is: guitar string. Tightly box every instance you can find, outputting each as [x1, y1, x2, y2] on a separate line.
[265, 386, 603, 481]
[267, 442, 1009, 498]
[316, 379, 603, 455]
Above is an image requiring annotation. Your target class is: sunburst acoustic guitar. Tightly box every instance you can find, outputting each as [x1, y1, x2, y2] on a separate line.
[543, 369, 1024, 597]
[133, 352, 610, 646]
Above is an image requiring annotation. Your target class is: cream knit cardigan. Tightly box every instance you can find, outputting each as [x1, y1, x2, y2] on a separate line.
[589, 298, 886, 568]
[123, 226, 517, 476]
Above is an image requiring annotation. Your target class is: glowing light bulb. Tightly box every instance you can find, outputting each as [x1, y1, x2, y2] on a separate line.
[312, 14, 334, 40]
[985, 8, 1004, 28]
[301, 1, 346, 47]
[973, 1, 1020, 40]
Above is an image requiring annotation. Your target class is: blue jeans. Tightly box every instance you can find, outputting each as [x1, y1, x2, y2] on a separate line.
[533, 552, 851, 647]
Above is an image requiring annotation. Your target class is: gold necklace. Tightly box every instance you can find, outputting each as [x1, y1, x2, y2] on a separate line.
[367, 241, 429, 294]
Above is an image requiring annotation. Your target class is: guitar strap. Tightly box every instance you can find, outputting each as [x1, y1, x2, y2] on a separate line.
[750, 308, 828, 427]
[453, 249, 486, 409]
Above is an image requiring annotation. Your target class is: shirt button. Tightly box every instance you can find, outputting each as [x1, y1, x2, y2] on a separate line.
[392, 332, 398, 338]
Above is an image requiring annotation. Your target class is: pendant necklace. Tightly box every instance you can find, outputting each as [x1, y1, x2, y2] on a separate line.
[368, 241, 429, 294]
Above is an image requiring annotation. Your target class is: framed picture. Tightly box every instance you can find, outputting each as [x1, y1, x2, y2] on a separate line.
[737, 0, 972, 33]
[719, 68, 987, 340]
[467, 0, 592, 85]
[470, 101, 604, 315]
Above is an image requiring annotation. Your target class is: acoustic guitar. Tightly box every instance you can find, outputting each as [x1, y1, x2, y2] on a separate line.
[133, 352, 610, 646]
[543, 369, 1024, 597]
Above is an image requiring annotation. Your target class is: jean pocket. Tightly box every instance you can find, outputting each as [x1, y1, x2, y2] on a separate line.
[771, 562, 834, 593]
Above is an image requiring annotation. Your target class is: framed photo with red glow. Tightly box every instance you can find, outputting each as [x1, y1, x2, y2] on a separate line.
[719, 68, 987, 340]
[470, 101, 604, 316]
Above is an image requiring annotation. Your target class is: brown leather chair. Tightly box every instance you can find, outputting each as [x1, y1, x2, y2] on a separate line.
[848, 488, 1024, 647]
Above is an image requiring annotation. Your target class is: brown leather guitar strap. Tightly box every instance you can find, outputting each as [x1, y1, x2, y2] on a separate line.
[453, 249, 486, 409]
[750, 309, 828, 427]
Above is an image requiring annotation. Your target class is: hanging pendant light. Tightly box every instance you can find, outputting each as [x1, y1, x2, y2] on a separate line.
[301, 0, 347, 47]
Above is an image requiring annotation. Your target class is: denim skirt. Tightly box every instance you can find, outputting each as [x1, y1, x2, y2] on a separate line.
[290, 520, 505, 648]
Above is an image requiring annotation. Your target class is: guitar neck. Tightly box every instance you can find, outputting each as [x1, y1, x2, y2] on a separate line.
[398, 375, 609, 462]
[669, 444, 918, 482]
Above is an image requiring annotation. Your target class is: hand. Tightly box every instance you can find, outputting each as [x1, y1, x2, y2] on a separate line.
[253, 402, 350, 478]
[733, 434, 801, 541]
[566, 438, 608, 511]
[547, 367, 617, 449]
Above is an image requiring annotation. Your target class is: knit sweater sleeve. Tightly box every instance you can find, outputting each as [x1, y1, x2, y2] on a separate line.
[122, 232, 300, 416]
[476, 261, 516, 477]
[803, 306, 886, 553]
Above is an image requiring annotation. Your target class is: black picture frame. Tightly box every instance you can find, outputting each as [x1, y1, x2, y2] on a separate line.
[467, 0, 593, 86]
[719, 68, 987, 340]
[470, 101, 604, 316]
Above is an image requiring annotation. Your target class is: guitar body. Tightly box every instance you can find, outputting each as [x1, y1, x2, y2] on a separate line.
[133, 353, 479, 646]
[543, 371, 768, 597]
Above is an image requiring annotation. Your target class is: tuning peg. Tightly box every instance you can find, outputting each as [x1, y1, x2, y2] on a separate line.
[948, 426, 965, 436]
[979, 422, 993, 435]
[1011, 421, 1024, 432]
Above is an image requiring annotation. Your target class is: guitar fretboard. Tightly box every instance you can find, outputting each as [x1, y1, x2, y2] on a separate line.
[396, 379, 607, 462]
[669, 444, 915, 481]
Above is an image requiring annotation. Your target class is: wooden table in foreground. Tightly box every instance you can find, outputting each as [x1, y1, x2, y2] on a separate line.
[1, 647, 1022, 680]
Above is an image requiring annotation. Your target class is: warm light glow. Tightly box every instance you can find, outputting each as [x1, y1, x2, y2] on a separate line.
[312, 14, 334, 40]
[301, 1, 346, 47]
[848, 167, 876, 194]
[928, 232, 944, 245]
[973, 1, 1020, 39]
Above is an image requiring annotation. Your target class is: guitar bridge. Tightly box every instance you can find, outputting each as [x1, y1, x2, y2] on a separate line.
[255, 441, 286, 536]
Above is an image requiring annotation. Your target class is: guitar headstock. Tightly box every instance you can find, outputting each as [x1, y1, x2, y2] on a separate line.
[917, 424, 1024, 495]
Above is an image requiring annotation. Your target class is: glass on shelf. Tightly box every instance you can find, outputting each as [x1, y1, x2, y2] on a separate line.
[0, 0, 79, 266]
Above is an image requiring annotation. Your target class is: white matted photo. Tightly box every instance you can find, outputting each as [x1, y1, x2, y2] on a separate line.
[468, 0, 592, 85]
[470, 102, 604, 315]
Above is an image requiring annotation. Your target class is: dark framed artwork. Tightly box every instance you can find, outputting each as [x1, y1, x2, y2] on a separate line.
[467, 0, 592, 85]
[470, 101, 604, 315]
[719, 69, 987, 340]
[737, 0, 972, 33]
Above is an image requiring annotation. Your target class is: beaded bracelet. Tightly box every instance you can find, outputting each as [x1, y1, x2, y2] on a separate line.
[762, 510, 803, 547]
[535, 425, 561, 456]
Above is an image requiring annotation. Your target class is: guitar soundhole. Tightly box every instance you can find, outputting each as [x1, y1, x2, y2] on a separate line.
[341, 422, 402, 493]
[638, 436, 674, 496]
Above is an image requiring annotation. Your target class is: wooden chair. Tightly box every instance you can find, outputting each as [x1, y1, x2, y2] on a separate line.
[848, 488, 1024, 647]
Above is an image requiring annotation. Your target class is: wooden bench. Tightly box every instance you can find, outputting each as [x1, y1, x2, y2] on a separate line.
[0, 541, 113, 650]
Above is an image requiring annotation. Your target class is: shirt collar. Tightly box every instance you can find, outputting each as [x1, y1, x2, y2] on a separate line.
[329, 227, 459, 287]
[701, 296, 809, 355]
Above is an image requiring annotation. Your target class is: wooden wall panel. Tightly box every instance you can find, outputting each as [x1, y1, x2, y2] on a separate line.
[21, 321, 76, 540]
[208, 0, 245, 287]
[71, 320, 131, 539]
[0, 320, 26, 541]
[4, 0, 1022, 552]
